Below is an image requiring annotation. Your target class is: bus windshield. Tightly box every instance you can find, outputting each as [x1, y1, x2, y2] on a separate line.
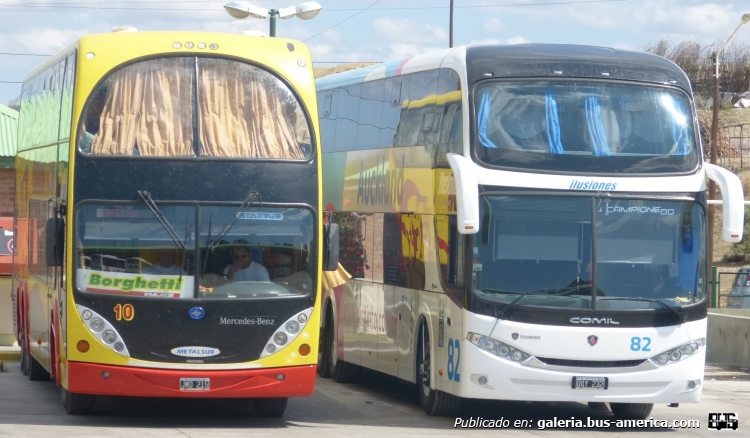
[473, 81, 699, 174]
[79, 57, 312, 159]
[74, 204, 314, 299]
[472, 196, 705, 311]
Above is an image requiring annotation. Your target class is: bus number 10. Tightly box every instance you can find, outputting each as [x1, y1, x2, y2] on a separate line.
[114, 304, 135, 322]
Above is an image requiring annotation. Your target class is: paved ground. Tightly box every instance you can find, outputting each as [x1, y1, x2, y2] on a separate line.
[2, 360, 750, 437]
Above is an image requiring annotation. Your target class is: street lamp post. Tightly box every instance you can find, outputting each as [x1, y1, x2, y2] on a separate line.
[708, 13, 750, 274]
[224, 1, 323, 37]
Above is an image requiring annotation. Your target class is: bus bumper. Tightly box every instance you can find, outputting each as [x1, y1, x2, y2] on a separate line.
[67, 362, 316, 398]
[456, 342, 704, 403]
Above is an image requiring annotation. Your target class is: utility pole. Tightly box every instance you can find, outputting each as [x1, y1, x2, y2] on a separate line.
[708, 51, 720, 273]
[449, 0, 454, 48]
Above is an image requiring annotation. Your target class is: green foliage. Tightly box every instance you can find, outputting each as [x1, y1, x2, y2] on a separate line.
[729, 206, 750, 262]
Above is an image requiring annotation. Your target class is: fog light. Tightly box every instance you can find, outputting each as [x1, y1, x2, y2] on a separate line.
[77, 340, 90, 352]
[276, 373, 285, 381]
[298, 344, 311, 356]
[687, 381, 696, 389]
[101, 371, 109, 379]
[90, 318, 105, 332]
[274, 332, 288, 345]
[286, 320, 300, 334]
[478, 376, 488, 385]
[102, 330, 116, 344]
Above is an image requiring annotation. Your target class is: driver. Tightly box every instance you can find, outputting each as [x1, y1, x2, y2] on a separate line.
[224, 245, 270, 282]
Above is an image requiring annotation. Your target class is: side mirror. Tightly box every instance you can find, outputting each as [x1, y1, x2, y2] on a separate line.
[45, 217, 64, 267]
[705, 163, 745, 242]
[447, 153, 479, 234]
[323, 223, 340, 271]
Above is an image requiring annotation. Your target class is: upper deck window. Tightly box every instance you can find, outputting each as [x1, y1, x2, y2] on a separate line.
[80, 57, 311, 159]
[473, 80, 699, 174]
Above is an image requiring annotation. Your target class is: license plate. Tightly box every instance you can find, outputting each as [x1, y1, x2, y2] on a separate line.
[180, 377, 210, 391]
[572, 376, 608, 390]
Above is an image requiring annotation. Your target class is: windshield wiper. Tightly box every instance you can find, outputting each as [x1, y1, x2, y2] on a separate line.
[495, 288, 579, 319]
[598, 297, 687, 322]
[208, 191, 260, 251]
[137, 191, 185, 251]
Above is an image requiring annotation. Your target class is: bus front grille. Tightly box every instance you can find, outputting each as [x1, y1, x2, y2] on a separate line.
[536, 357, 646, 368]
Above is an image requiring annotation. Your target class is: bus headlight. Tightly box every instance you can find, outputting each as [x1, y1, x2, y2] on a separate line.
[260, 307, 313, 358]
[76, 305, 130, 357]
[649, 339, 704, 367]
[468, 333, 531, 363]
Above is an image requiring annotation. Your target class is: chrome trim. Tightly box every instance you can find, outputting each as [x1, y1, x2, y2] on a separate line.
[523, 356, 658, 373]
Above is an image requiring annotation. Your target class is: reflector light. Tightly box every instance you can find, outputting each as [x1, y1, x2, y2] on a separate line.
[298, 344, 311, 356]
[173, 42, 182, 49]
[197, 42, 206, 49]
[77, 340, 90, 352]
[185, 42, 194, 49]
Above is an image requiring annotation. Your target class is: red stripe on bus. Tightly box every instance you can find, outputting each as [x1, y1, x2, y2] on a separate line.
[67, 362, 316, 398]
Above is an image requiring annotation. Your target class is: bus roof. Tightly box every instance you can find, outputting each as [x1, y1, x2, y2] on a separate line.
[465, 44, 691, 92]
[316, 43, 691, 93]
[24, 30, 310, 81]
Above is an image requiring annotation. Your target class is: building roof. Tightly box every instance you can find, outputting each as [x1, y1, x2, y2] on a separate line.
[0, 103, 18, 159]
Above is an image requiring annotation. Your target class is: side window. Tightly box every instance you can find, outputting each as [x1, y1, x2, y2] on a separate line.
[436, 215, 465, 286]
[356, 81, 385, 150]
[394, 72, 438, 147]
[335, 84, 360, 152]
[330, 212, 367, 278]
[383, 213, 425, 289]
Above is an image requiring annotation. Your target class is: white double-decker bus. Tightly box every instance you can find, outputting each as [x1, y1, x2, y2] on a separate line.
[315, 44, 744, 419]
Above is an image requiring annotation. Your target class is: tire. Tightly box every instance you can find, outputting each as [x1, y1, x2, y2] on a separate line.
[252, 397, 288, 418]
[328, 313, 361, 383]
[416, 320, 462, 416]
[61, 388, 96, 415]
[317, 305, 332, 378]
[27, 349, 50, 382]
[610, 403, 653, 420]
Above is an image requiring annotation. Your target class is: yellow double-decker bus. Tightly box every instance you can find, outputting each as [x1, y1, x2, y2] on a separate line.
[12, 30, 337, 416]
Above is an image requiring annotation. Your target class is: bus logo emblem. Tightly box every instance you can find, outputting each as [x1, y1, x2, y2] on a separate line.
[512, 333, 519, 340]
[189, 307, 205, 320]
[587, 335, 598, 346]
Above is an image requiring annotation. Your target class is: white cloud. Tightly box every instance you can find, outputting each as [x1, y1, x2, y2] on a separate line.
[483, 18, 504, 34]
[0, 27, 85, 54]
[374, 18, 448, 44]
[507, 36, 531, 45]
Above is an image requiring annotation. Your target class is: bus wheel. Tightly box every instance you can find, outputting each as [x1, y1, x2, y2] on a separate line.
[317, 306, 332, 378]
[252, 397, 288, 417]
[27, 346, 50, 382]
[416, 321, 461, 416]
[610, 403, 653, 420]
[61, 388, 95, 415]
[329, 313, 360, 383]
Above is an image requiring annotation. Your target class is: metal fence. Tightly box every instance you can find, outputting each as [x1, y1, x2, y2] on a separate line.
[713, 269, 750, 309]
[719, 123, 750, 171]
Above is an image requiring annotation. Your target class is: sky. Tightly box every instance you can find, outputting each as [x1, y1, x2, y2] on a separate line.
[0, 0, 749, 105]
